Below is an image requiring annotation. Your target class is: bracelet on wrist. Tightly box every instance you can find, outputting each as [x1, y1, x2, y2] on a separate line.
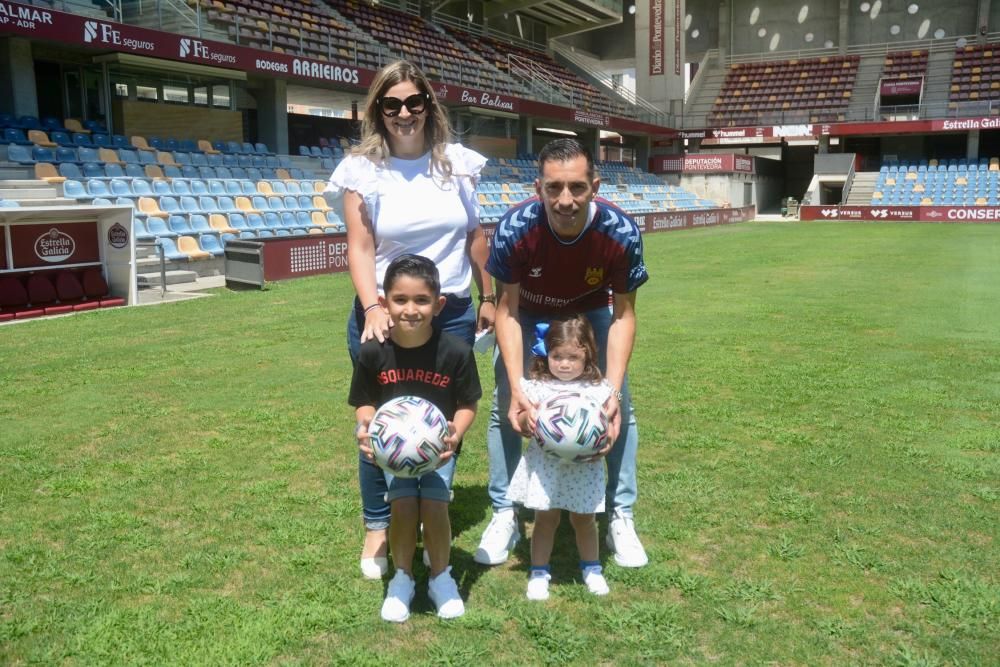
[478, 293, 496, 305]
[363, 303, 380, 314]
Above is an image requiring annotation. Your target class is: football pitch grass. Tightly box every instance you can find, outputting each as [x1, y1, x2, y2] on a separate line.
[2, 221, 997, 665]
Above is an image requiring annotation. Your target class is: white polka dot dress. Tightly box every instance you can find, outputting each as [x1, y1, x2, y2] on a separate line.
[508, 378, 612, 514]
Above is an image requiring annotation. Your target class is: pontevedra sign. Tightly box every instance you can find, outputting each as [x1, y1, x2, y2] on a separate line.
[0, 1, 672, 134]
[650, 154, 755, 174]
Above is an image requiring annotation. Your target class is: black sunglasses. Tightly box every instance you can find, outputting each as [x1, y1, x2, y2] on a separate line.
[377, 93, 430, 117]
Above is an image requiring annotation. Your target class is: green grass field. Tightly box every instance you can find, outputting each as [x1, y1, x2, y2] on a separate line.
[2, 221, 998, 666]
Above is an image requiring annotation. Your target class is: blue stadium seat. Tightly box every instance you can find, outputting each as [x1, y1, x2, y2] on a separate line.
[131, 179, 153, 197]
[104, 163, 125, 178]
[224, 179, 242, 195]
[230, 167, 248, 180]
[133, 218, 155, 242]
[222, 153, 239, 167]
[217, 166, 234, 180]
[109, 179, 132, 197]
[198, 166, 216, 179]
[298, 145, 310, 157]
[244, 213, 267, 230]
[180, 196, 201, 214]
[111, 134, 129, 149]
[251, 195, 269, 210]
[72, 133, 93, 148]
[255, 142, 271, 155]
[297, 195, 312, 209]
[91, 133, 111, 148]
[173, 151, 191, 166]
[198, 196, 219, 213]
[18, 115, 40, 130]
[226, 141, 243, 154]
[163, 165, 182, 179]
[208, 179, 226, 195]
[124, 163, 145, 178]
[164, 138, 179, 152]
[274, 229, 291, 237]
[4, 128, 31, 145]
[288, 168, 305, 179]
[257, 229, 275, 238]
[207, 152, 224, 167]
[239, 231, 257, 239]
[241, 142, 256, 154]
[269, 180, 287, 195]
[199, 233, 225, 257]
[146, 217, 178, 239]
[156, 237, 189, 260]
[179, 139, 197, 153]
[77, 147, 99, 163]
[86, 180, 110, 197]
[152, 179, 172, 195]
[217, 196, 237, 213]
[32, 146, 55, 163]
[62, 179, 87, 199]
[50, 130, 73, 146]
[246, 168, 263, 181]
[118, 148, 139, 163]
[227, 213, 249, 230]
[167, 214, 194, 236]
[262, 212, 282, 229]
[58, 162, 83, 179]
[283, 195, 299, 210]
[189, 214, 212, 233]
[172, 180, 191, 196]
[296, 210, 313, 228]
[159, 196, 180, 214]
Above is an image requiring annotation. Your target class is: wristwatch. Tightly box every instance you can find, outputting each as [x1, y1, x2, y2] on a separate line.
[478, 293, 497, 305]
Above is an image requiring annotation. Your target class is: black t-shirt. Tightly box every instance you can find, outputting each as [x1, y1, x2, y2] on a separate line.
[349, 329, 482, 423]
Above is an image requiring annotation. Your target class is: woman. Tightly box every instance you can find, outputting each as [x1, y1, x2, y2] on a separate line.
[325, 60, 495, 580]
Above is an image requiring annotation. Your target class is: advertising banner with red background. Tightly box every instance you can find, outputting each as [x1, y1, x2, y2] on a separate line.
[633, 206, 755, 234]
[0, 1, 671, 135]
[0, 229, 7, 270]
[260, 235, 349, 281]
[8, 222, 101, 269]
[799, 205, 1000, 222]
[880, 79, 922, 96]
[650, 154, 755, 174]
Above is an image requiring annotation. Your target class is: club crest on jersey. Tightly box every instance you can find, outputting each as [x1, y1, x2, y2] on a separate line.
[584, 267, 604, 286]
[529, 267, 542, 278]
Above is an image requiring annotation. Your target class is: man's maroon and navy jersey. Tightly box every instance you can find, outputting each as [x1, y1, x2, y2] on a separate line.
[486, 199, 649, 316]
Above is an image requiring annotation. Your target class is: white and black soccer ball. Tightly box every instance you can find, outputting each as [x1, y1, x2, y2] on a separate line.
[535, 391, 610, 462]
[368, 396, 449, 478]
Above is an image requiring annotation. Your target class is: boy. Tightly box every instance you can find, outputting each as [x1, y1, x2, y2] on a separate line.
[349, 254, 482, 622]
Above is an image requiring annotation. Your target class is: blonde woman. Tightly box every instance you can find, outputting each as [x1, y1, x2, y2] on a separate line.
[325, 60, 495, 580]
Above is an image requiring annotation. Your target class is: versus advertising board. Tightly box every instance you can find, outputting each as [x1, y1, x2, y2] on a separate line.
[633, 206, 756, 234]
[650, 154, 755, 174]
[0, 1, 671, 135]
[800, 205, 1000, 222]
[675, 115, 1000, 142]
[7, 222, 101, 269]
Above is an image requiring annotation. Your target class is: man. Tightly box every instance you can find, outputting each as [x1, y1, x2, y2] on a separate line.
[475, 138, 649, 568]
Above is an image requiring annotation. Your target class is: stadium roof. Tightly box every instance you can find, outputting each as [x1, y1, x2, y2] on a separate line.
[482, 0, 622, 37]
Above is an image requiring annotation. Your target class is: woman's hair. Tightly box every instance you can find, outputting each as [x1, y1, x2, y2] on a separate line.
[354, 60, 456, 181]
[528, 315, 603, 384]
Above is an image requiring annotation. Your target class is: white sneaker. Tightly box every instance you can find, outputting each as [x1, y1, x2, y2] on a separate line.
[360, 557, 388, 580]
[526, 571, 551, 601]
[606, 511, 649, 568]
[582, 566, 610, 596]
[380, 570, 415, 623]
[473, 509, 519, 565]
[427, 566, 465, 619]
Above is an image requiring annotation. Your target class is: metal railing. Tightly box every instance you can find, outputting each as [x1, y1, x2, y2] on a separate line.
[549, 42, 671, 126]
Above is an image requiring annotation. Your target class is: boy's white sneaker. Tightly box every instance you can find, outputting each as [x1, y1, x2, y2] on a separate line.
[427, 566, 465, 619]
[360, 556, 388, 580]
[582, 566, 610, 596]
[526, 572, 551, 601]
[380, 570, 415, 623]
[606, 511, 648, 568]
[474, 509, 519, 565]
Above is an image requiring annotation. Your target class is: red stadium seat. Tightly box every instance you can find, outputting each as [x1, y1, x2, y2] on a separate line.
[81, 268, 126, 308]
[25, 273, 73, 315]
[54, 271, 100, 311]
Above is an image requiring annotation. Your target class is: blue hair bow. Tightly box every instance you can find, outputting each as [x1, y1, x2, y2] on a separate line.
[531, 322, 549, 358]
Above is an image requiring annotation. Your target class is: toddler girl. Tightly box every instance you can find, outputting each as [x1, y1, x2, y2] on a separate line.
[508, 315, 614, 600]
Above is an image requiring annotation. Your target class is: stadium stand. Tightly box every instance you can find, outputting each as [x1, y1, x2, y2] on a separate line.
[711, 55, 859, 127]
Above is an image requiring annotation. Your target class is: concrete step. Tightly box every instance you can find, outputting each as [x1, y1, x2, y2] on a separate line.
[137, 269, 200, 288]
[0, 179, 42, 188]
[0, 187, 58, 199]
[1, 197, 74, 207]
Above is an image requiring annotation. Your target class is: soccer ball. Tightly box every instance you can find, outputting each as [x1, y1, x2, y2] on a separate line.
[368, 396, 450, 478]
[534, 391, 610, 462]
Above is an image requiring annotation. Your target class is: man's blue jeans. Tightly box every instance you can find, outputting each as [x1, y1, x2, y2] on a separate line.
[348, 295, 476, 529]
[486, 305, 639, 516]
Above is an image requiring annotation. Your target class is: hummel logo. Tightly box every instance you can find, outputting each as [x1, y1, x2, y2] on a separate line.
[529, 267, 542, 278]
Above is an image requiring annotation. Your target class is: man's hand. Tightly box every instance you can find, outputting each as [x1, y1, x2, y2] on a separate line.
[603, 392, 622, 444]
[477, 301, 496, 333]
[507, 388, 538, 437]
